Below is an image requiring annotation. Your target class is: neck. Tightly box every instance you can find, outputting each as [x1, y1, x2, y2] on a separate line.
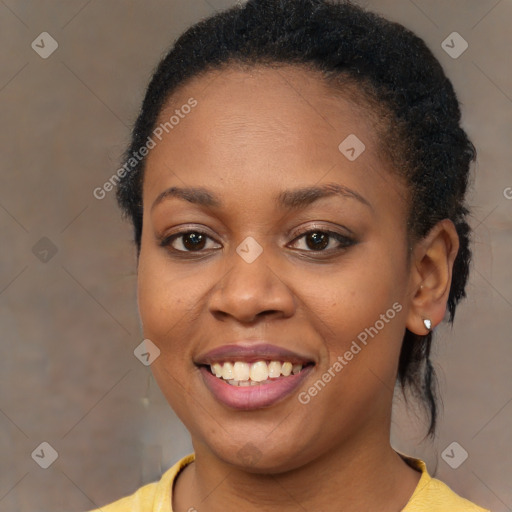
[173, 424, 421, 512]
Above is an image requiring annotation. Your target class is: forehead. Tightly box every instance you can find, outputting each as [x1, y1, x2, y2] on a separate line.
[157, 63, 382, 145]
[142, 64, 407, 215]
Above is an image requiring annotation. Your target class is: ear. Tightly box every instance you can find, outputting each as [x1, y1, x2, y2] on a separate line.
[405, 219, 460, 335]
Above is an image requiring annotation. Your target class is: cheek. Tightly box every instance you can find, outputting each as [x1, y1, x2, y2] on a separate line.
[136, 249, 195, 362]
[137, 240, 190, 323]
[310, 248, 407, 368]
[137, 267, 175, 335]
[299, 268, 406, 429]
[310, 260, 399, 329]
[137, 254, 201, 413]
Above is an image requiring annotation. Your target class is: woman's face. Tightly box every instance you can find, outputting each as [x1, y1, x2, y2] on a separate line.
[138, 65, 415, 472]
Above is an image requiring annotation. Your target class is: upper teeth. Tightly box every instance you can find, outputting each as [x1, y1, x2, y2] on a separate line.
[210, 361, 303, 384]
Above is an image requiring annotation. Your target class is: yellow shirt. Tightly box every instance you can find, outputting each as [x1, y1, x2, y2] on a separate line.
[89, 453, 490, 512]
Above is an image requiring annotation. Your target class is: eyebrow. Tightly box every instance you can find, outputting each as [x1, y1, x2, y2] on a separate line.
[151, 182, 372, 212]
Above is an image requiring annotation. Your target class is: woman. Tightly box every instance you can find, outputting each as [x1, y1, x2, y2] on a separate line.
[91, 0, 490, 510]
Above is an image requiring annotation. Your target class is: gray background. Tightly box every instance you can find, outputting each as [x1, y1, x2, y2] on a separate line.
[0, 0, 510, 511]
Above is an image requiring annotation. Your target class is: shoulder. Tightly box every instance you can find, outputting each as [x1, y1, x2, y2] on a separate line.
[400, 455, 491, 512]
[87, 453, 195, 512]
[86, 480, 159, 512]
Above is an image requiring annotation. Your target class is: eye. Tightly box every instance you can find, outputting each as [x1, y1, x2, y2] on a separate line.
[288, 228, 355, 252]
[160, 230, 221, 253]
[158, 226, 356, 255]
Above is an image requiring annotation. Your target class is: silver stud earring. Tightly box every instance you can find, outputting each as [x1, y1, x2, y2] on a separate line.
[423, 318, 432, 331]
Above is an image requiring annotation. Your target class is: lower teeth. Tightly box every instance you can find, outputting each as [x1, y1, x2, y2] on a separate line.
[227, 379, 274, 386]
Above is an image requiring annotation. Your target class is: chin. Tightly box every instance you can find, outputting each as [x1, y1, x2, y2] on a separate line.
[201, 431, 318, 475]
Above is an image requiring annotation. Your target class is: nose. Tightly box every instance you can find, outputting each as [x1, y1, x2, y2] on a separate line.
[207, 247, 296, 324]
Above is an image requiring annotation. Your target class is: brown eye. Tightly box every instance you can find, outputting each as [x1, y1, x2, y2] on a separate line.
[304, 231, 329, 251]
[289, 229, 355, 253]
[181, 232, 206, 251]
[160, 230, 220, 253]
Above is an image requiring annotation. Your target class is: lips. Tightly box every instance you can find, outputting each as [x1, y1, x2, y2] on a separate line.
[195, 342, 314, 366]
[195, 342, 315, 410]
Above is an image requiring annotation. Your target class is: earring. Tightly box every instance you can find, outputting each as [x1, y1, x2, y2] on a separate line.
[423, 318, 432, 331]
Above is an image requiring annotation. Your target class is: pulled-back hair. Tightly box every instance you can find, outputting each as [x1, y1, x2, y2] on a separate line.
[115, 0, 476, 437]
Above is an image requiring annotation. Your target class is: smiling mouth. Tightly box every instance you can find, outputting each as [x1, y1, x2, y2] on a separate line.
[203, 360, 315, 386]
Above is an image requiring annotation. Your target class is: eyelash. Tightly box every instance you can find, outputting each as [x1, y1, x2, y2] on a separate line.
[158, 226, 356, 256]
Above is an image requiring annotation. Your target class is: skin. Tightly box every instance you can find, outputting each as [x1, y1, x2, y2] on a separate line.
[137, 64, 460, 512]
